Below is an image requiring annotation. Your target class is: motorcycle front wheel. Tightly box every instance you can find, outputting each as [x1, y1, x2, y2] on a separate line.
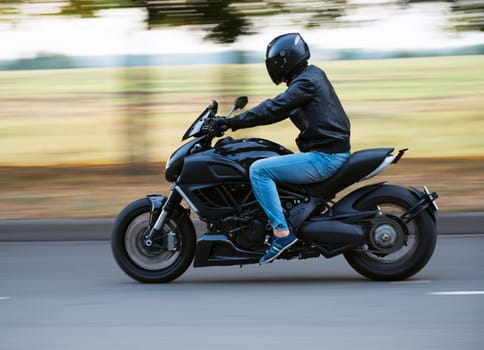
[111, 198, 196, 283]
[344, 184, 437, 281]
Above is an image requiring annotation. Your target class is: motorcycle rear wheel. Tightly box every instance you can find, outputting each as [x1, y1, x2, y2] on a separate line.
[344, 185, 437, 281]
[111, 198, 196, 283]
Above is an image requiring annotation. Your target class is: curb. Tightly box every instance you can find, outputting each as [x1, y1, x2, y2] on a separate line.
[0, 213, 482, 242]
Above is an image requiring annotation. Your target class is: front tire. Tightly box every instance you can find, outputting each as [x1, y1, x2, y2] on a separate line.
[344, 185, 437, 281]
[111, 198, 196, 283]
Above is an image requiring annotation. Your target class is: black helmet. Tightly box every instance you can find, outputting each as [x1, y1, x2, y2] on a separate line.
[265, 33, 310, 85]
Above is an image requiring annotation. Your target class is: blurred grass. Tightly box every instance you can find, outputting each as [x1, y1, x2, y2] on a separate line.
[0, 55, 483, 165]
[0, 55, 483, 219]
[0, 157, 483, 219]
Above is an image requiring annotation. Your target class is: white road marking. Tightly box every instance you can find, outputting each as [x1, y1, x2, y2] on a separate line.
[439, 234, 484, 238]
[429, 291, 484, 296]
[0, 296, 11, 300]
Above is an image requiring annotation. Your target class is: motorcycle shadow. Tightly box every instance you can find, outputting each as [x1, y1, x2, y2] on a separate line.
[175, 276, 367, 285]
[174, 263, 369, 284]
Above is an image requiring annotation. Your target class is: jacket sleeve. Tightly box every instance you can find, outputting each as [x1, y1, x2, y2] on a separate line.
[229, 76, 315, 131]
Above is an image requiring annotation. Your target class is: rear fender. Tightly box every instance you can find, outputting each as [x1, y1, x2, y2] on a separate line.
[330, 183, 386, 222]
[331, 184, 438, 224]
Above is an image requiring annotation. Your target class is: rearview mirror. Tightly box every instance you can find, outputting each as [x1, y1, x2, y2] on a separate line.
[208, 100, 218, 114]
[234, 96, 248, 110]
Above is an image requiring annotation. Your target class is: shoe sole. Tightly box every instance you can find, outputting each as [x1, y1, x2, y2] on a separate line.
[260, 238, 298, 264]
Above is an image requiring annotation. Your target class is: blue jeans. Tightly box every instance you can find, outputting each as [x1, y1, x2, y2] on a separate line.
[249, 151, 350, 231]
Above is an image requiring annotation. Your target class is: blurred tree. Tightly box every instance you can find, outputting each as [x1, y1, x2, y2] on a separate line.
[407, 0, 484, 32]
[2, 52, 75, 70]
[1, 1, 483, 37]
[1, 0, 482, 169]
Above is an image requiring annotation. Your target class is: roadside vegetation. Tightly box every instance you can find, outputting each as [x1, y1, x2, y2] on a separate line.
[0, 55, 483, 218]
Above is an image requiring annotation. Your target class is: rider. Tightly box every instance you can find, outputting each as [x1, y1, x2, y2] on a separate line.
[217, 33, 351, 263]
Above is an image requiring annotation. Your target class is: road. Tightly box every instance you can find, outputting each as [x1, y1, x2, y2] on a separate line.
[1, 235, 483, 350]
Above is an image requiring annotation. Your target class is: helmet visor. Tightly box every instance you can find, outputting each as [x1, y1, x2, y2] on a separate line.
[265, 57, 284, 85]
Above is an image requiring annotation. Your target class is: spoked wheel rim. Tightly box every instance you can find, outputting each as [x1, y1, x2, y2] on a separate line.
[359, 204, 418, 265]
[124, 213, 181, 271]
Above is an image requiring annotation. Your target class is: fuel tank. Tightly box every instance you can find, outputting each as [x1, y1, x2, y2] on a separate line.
[177, 137, 293, 185]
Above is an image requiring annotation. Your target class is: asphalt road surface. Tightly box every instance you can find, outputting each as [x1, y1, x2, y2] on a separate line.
[1, 235, 483, 350]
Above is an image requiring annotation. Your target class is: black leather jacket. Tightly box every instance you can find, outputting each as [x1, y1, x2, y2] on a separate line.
[230, 65, 351, 154]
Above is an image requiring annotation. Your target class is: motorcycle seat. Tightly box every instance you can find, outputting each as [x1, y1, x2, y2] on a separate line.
[281, 148, 394, 198]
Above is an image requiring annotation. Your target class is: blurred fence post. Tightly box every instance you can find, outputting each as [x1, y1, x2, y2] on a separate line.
[122, 54, 150, 174]
[218, 50, 248, 106]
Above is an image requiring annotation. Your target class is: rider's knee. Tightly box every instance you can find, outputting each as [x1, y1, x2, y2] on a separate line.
[249, 159, 265, 181]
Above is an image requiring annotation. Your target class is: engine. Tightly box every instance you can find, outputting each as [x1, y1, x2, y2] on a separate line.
[205, 213, 270, 251]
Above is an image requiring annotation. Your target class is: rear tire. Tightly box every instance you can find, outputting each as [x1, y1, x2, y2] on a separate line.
[111, 198, 196, 283]
[344, 185, 437, 281]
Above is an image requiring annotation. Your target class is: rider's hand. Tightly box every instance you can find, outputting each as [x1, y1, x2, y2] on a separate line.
[213, 117, 232, 132]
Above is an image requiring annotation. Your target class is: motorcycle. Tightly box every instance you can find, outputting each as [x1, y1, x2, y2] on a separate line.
[111, 96, 439, 283]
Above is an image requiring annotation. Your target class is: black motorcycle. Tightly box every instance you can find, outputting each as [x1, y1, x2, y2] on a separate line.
[111, 97, 439, 283]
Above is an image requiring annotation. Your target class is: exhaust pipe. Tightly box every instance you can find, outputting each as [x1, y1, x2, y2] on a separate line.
[299, 218, 364, 244]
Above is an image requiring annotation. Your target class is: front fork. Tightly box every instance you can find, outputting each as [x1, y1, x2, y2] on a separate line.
[144, 190, 182, 248]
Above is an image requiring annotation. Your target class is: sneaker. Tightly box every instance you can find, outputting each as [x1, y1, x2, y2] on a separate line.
[260, 232, 298, 264]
